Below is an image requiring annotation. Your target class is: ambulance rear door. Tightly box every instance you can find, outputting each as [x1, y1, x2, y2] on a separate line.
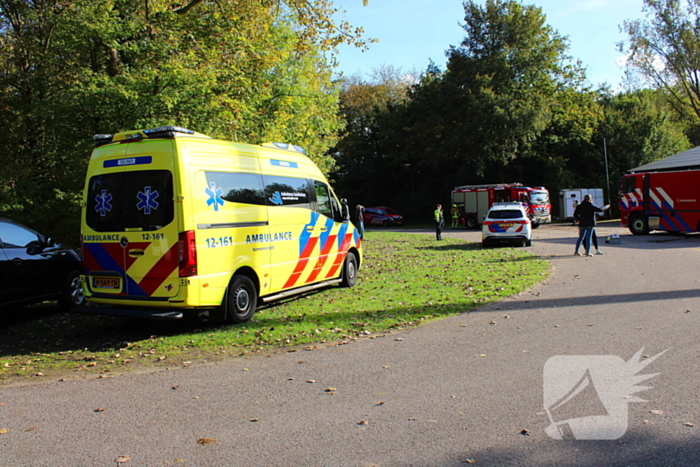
[83, 140, 181, 300]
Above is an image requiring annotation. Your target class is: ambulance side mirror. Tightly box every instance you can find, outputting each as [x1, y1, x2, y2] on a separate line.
[340, 198, 350, 221]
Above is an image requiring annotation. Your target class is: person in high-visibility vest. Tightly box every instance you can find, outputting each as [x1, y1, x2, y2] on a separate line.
[434, 204, 444, 240]
[450, 204, 460, 228]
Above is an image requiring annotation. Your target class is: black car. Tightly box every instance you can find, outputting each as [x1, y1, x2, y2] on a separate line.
[0, 218, 85, 309]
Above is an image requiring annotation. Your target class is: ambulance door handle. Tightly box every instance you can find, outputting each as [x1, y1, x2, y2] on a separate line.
[320, 227, 328, 232]
[128, 249, 145, 257]
[305, 226, 314, 232]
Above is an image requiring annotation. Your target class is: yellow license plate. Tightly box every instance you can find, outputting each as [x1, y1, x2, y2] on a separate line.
[499, 223, 514, 228]
[93, 277, 120, 289]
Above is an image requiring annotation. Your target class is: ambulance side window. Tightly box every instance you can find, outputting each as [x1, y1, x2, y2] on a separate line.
[205, 172, 265, 205]
[313, 181, 342, 220]
[263, 175, 311, 208]
[314, 182, 332, 217]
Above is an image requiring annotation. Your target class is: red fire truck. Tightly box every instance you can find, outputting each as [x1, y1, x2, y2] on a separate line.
[450, 183, 552, 229]
[620, 146, 700, 234]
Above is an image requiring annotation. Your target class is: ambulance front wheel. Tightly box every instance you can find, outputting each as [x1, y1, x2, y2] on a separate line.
[225, 275, 258, 324]
[341, 252, 358, 288]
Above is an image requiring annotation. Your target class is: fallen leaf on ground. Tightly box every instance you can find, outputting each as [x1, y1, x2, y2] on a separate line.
[115, 456, 130, 463]
[357, 420, 369, 425]
[94, 408, 105, 412]
[324, 387, 337, 392]
[196, 438, 217, 445]
[375, 401, 385, 406]
[0, 428, 8, 434]
[520, 429, 531, 436]
[650, 410, 663, 415]
[684, 422, 695, 427]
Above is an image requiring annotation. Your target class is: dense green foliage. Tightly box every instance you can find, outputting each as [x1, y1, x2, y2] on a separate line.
[331, 0, 692, 221]
[0, 0, 369, 241]
[1, 0, 698, 236]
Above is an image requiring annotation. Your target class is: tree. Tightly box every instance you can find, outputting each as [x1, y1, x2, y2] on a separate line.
[0, 0, 369, 239]
[383, 0, 587, 212]
[620, 0, 700, 124]
[331, 0, 594, 220]
[330, 66, 413, 206]
[595, 89, 690, 201]
[444, 0, 584, 175]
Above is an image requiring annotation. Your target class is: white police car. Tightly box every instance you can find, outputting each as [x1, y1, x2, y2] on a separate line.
[482, 202, 532, 248]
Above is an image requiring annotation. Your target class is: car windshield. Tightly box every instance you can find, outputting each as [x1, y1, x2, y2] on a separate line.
[384, 208, 400, 215]
[530, 191, 549, 204]
[488, 210, 523, 220]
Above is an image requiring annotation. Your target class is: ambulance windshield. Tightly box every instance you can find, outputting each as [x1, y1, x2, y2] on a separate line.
[85, 170, 174, 232]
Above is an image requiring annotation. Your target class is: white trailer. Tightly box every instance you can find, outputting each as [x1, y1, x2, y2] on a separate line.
[559, 188, 604, 219]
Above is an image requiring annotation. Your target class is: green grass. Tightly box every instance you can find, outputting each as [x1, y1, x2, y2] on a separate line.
[0, 232, 549, 384]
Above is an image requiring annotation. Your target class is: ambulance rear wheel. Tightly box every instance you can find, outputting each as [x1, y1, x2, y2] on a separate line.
[225, 275, 257, 324]
[340, 253, 358, 288]
[629, 214, 649, 235]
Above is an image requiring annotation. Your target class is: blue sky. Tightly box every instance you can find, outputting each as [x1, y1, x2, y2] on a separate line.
[333, 0, 646, 89]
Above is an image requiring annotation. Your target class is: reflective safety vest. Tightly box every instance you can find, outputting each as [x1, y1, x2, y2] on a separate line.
[434, 209, 443, 222]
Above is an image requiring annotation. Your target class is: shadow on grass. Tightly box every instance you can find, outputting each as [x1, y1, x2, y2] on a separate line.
[0, 304, 202, 356]
[417, 242, 483, 251]
[0, 291, 476, 359]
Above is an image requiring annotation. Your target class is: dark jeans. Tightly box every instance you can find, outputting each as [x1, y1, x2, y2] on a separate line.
[576, 226, 595, 254]
[436, 222, 443, 240]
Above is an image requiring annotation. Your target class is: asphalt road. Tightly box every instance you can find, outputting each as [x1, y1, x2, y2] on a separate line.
[1, 222, 700, 467]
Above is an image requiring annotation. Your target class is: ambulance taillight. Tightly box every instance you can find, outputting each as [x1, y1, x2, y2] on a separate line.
[178, 230, 197, 277]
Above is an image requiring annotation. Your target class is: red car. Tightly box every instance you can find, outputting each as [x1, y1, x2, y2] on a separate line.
[362, 207, 404, 226]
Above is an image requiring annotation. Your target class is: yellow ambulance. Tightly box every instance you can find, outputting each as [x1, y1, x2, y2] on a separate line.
[80, 126, 361, 323]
